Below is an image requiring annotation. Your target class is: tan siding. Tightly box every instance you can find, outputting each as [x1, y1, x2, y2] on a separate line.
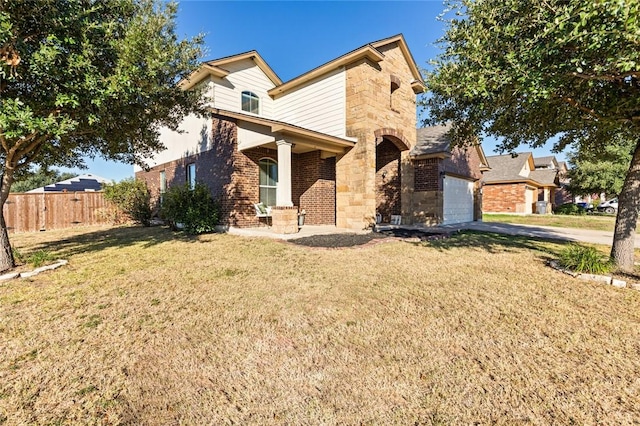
[212, 59, 276, 118]
[274, 68, 346, 137]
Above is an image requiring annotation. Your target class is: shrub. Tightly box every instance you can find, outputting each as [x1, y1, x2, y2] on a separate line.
[160, 183, 219, 234]
[559, 244, 613, 274]
[103, 178, 152, 226]
[554, 203, 585, 215]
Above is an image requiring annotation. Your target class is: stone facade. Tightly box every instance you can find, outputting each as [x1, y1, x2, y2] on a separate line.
[339, 42, 418, 229]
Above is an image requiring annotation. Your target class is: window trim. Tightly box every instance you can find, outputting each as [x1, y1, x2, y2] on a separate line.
[159, 170, 167, 194]
[241, 90, 260, 114]
[258, 158, 277, 206]
[186, 163, 196, 190]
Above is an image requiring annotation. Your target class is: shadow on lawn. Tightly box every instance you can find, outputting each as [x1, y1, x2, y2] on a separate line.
[425, 230, 568, 258]
[21, 225, 204, 260]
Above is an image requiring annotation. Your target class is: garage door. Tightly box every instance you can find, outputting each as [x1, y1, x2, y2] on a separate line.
[443, 176, 475, 224]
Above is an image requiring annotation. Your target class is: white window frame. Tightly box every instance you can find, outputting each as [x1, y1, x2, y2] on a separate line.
[241, 91, 260, 114]
[259, 158, 277, 206]
[186, 163, 196, 190]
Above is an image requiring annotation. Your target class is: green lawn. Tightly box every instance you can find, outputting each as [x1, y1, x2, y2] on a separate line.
[2, 225, 640, 424]
[483, 213, 628, 232]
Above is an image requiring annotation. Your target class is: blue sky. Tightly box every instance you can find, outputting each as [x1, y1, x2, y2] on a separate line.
[64, 0, 565, 181]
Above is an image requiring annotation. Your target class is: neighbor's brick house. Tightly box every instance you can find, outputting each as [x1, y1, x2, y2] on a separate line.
[482, 153, 561, 214]
[136, 35, 488, 232]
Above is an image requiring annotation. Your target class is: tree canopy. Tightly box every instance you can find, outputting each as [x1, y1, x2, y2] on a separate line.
[0, 0, 204, 271]
[566, 137, 634, 197]
[424, 0, 640, 270]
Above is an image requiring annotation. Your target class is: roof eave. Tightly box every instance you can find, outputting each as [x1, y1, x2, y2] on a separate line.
[179, 64, 229, 90]
[268, 46, 385, 98]
[209, 51, 282, 86]
[371, 34, 425, 89]
[410, 152, 449, 161]
[210, 108, 356, 153]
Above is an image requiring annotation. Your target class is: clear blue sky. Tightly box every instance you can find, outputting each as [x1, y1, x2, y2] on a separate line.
[62, 0, 566, 181]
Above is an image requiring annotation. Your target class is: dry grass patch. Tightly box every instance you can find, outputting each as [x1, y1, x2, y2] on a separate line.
[1, 226, 640, 424]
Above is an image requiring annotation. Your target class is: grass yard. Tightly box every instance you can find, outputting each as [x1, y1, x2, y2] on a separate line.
[2, 225, 640, 424]
[483, 212, 627, 232]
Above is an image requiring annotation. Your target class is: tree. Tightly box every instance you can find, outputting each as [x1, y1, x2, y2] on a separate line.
[424, 0, 640, 271]
[566, 137, 635, 197]
[10, 166, 75, 192]
[0, 0, 204, 271]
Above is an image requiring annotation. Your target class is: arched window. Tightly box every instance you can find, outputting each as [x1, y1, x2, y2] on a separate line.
[259, 158, 277, 206]
[241, 91, 260, 114]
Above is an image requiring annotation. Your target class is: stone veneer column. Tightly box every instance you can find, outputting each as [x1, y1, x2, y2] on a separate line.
[276, 140, 293, 207]
[271, 206, 299, 234]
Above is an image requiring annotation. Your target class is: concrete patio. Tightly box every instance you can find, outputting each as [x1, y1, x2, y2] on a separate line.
[227, 225, 371, 240]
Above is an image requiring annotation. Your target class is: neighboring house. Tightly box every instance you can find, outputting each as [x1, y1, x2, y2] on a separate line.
[135, 34, 487, 232]
[554, 161, 574, 205]
[482, 153, 560, 214]
[26, 174, 112, 193]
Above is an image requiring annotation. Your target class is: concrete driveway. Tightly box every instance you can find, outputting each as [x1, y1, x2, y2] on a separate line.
[443, 221, 640, 246]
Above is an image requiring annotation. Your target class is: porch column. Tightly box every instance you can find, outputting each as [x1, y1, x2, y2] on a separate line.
[276, 139, 293, 206]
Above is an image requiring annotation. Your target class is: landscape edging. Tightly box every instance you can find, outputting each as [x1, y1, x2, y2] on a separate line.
[0, 260, 68, 282]
[548, 260, 632, 290]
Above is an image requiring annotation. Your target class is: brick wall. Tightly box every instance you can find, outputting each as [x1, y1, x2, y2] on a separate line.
[413, 158, 440, 192]
[293, 151, 336, 225]
[482, 183, 528, 213]
[375, 139, 401, 222]
[442, 145, 484, 180]
[137, 115, 338, 227]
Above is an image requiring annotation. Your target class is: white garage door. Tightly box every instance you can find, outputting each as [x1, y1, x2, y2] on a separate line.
[443, 176, 475, 225]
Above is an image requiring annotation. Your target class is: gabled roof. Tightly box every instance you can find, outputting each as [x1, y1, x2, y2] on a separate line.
[371, 34, 426, 94]
[411, 125, 452, 159]
[484, 152, 558, 187]
[26, 174, 113, 193]
[534, 155, 559, 169]
[529, 169, 559, 186]
[180, 34, 426, 98]
[483, 153, 532, 183]
[180, 51, 282, 90]
[268, 33, 425, 98]
[411, 125, 490, 169]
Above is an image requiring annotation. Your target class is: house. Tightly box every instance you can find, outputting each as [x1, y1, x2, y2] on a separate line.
[26, 174, 112, 193]
[482, 153, 561, 214]
[135, 34, 488, 233]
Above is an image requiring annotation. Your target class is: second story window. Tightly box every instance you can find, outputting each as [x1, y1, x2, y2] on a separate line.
[241, 91, 260, 114]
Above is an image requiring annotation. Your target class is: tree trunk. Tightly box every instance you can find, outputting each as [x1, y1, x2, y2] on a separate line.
[0, 167, 15, 272]
[610, 139, 640, 272]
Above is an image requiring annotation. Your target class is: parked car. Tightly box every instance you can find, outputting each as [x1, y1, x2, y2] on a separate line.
[597, 198, 618, 214]
[575, 202, 594, 212]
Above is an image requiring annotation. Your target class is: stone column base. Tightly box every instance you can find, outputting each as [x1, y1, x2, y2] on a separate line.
[271, 206, 299, 234]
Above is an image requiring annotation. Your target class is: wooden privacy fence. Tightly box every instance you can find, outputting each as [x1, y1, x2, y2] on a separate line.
[4, 192, 110, 233]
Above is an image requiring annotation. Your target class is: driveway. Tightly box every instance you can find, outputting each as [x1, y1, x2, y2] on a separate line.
[443, 221, 639, 246]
